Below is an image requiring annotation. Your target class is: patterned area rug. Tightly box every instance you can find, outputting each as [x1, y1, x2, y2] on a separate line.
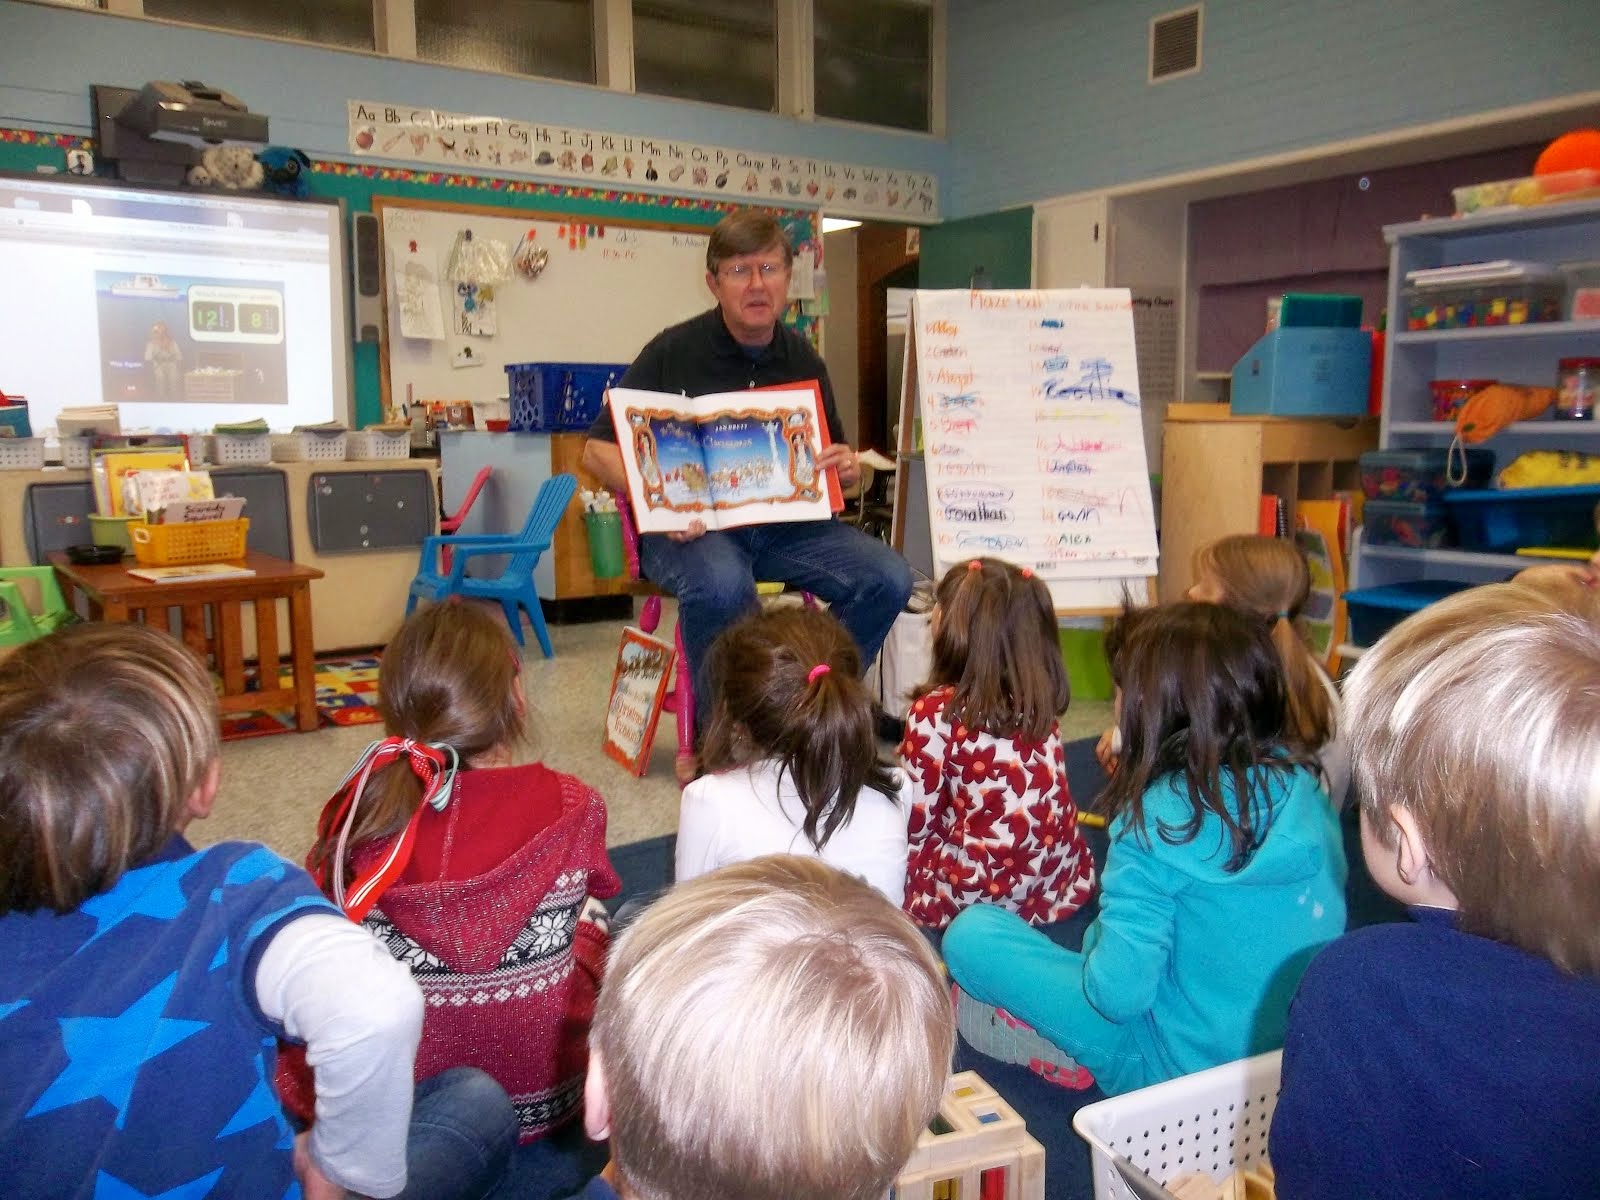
[219, 654, 384, 742]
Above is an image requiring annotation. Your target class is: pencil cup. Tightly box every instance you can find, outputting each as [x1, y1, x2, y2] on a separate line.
[584, 511, 625, 579]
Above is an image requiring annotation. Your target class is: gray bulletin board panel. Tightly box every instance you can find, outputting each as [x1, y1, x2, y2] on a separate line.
[376, 197, 718, 414]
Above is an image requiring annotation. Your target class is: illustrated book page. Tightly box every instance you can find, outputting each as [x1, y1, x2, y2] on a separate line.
[607, 382, 842, 534]
[602, 626, 675, 776]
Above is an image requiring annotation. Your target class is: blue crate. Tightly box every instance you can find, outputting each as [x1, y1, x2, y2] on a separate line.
[1442, 485, 1600, 555]
[1344, 580, 1475, 646]
[505, 361, 629, 432]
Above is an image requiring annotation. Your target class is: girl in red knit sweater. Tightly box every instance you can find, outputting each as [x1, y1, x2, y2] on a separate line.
[304, 601, 620, 1143]
[898, 557, 1096, 930]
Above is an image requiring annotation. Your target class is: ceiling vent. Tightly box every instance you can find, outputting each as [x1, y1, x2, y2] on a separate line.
[1149, 5, 1202, 83]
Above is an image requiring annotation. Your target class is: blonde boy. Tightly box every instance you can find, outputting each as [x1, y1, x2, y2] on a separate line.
[1270, 579, 1600, 1198]
[571, 855, 955, 1200]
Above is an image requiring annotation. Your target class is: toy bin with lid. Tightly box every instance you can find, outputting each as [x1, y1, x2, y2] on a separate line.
[1443, 485, 1600, 554]
[1361, 499, 1453, 548]
[1344, 580, 1476, 647]
[1359, 448, 1494, 504]
[506, 362, 630, 432]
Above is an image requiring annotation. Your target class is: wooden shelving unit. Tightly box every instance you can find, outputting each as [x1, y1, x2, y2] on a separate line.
[1159, 404, 1377, 602]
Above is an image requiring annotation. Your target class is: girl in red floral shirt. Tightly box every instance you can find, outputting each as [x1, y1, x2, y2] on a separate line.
[898, 557, 1096, 930]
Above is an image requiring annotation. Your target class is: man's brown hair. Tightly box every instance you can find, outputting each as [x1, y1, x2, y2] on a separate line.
[1343, 578, 1600, 975]
[0, 622, 220, 914]
[705, 209, 793, 275]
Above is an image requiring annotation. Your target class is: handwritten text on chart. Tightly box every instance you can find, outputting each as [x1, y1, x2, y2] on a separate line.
[935, 391, 982, 410]
[937, 485, 1014, 504]
[943, 501, 1012, 523]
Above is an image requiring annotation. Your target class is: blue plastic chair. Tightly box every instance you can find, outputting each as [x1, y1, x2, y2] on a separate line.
[406, 473, 578, 657]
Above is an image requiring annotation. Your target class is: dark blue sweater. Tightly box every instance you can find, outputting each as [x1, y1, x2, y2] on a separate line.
[1270, 907, 1600, 1199]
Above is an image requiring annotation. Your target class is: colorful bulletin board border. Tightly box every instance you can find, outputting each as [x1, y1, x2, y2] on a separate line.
[348, 100, 939, 223]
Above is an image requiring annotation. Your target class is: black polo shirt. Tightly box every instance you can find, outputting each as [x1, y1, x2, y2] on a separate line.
[586, 307, 846, 444]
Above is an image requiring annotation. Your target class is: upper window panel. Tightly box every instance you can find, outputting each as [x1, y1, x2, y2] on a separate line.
[142, 0, 375, 50]
[416, 0, 596, 83]
[633, 0, 776, 113]
[814, 0, 931, 132]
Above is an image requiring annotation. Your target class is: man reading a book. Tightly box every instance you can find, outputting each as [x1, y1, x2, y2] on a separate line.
[583, 209, 913, 754]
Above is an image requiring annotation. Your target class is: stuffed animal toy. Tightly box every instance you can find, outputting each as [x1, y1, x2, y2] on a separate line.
[185, 144, 264, 190]
[258, 146, 312, 199]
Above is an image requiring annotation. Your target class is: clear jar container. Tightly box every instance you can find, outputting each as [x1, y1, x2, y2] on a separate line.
[1555, 357, 1600, 421]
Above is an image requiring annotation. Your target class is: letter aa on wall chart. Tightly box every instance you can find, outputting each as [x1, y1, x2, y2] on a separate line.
[912, 289, 1159, 584]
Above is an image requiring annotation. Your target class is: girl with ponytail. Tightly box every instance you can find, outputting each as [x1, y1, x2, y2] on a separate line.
[1190, 535, 1348, 807]
[676, 605, 910, 904]
[1098, 536, 1348, 807]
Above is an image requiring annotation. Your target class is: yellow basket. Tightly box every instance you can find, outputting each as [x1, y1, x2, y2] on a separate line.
[130, 518, 250, 566]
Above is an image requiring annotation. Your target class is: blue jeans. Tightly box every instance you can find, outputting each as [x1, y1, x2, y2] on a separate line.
[637, 519, 913, 735]
[391, 1067, 519, 1200]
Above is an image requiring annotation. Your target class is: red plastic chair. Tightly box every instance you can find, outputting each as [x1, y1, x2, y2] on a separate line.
[437, 465, 492, 574]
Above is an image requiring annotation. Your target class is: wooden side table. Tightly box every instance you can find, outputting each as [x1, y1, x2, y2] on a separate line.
[49, 551, 326, 732]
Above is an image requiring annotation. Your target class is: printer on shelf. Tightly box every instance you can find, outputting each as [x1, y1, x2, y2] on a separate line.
[1230, 293, 1372, 418]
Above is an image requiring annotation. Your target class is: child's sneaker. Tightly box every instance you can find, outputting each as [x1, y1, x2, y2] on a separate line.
[953, 984, 1095, 1090]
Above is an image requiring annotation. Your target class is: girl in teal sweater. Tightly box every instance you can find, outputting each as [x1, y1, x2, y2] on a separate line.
[943, 602, 1347, 1095]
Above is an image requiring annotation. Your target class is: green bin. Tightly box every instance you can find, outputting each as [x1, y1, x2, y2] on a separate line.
[1059, 626, 1114, 702]
[584, 511, 625, 579]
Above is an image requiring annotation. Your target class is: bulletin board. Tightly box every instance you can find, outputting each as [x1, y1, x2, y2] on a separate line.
[893, 287, 1158, 615]
[375, 197, 723, 414]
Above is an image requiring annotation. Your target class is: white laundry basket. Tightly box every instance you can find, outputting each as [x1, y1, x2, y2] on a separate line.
[1072, 1051, 1282, 1200]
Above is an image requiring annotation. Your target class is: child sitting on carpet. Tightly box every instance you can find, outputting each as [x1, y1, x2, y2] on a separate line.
[564, 855, 954, 1200]
[1098, 535, 1349, 807]
[0, 623, 516, 1199]
[304, 600, 620, 1144]
[675, 606, 910, 904]
[898, 557, 1096, 930]
[944, 602, 1347, 1095]
[1270, 580, 1600, 1198]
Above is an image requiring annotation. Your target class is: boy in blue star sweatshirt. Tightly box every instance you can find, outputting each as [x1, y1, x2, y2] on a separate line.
[1270, 579, 1600, 1198]
[0, 623, 514, 1199]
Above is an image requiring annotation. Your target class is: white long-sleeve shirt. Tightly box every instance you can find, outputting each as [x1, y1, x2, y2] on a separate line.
[675, 760, 912, 904]
[255, 913, 424, 1197]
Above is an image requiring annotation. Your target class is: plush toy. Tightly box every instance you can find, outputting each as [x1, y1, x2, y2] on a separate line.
[185, 144, 264, 190]
[258, 146, 312, 199]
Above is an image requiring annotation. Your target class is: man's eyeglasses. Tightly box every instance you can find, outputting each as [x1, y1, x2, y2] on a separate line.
[720, 261, 789, 282]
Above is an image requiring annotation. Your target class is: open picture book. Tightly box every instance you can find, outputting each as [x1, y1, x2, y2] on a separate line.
[607, 382, 844, 535]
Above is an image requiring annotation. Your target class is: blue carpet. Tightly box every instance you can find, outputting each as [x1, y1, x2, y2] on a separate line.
[596, 739, 1405, 1200]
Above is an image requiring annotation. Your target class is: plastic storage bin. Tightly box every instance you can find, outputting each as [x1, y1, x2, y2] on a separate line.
[58, 437, 92, 469]
[1073, 1051, 1281, 1200]
[272, 430, 348, 463]
[130, 517, 250, 566]
[345, 429, 411, 460]
[1362, 499, 1453, 548]
[1359, 448, 1494, 503]
[1402, 280, 1565, 330]
[506, 361, 629, 432]
[1443, 484, 1600, 554]
[1453, 169, 1600, 215]
[0, 438, 46, 470]
[210, 432, 273, 466]
[1344, 580, 1476, 646]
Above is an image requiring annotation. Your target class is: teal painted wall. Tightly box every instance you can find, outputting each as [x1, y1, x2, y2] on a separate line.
[919, 208, 1033, 289]
[944, 0, 1598, 216]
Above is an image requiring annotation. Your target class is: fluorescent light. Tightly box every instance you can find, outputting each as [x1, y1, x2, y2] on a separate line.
[822, 217, 861, 233]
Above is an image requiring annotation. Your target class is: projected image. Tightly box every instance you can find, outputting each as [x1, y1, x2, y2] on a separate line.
[95, 273, 289, 406]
